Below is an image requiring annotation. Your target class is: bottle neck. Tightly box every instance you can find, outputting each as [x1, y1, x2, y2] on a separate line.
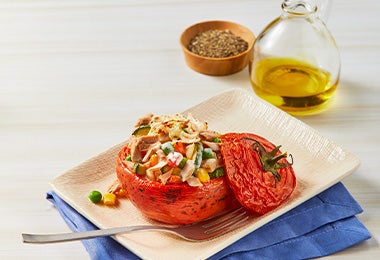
[281, 0, 318, 17]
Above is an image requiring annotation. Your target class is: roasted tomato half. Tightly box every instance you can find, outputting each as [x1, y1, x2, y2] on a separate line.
[221, 133, 296, 215]
[116, 146, 239, 225]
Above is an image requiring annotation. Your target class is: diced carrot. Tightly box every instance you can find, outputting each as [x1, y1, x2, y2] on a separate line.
[174, 142, 186, 155]
[115, 188, 129, 198]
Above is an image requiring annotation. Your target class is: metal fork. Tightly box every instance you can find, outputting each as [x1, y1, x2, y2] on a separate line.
[22, 207, 249, 243]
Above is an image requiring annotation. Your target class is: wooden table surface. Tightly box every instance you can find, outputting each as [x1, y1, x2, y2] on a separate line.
[1, 0, 379, 259]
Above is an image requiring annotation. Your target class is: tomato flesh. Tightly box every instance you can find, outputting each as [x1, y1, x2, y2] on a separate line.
[116, 146, 239, 225]
[221, 133, 296, 215]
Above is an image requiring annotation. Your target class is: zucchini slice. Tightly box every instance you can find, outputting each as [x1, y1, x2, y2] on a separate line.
[132, 125, 151, 136]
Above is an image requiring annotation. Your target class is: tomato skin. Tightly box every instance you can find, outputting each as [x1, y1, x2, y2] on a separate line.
[116, 146, 239, 225]
[221, 133, 296, 215]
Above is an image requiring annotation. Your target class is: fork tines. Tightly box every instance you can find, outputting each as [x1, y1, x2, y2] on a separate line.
[203, 207, 249, 236]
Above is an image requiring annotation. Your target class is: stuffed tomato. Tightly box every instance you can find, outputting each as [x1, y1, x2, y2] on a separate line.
[116, 113, 238, 225]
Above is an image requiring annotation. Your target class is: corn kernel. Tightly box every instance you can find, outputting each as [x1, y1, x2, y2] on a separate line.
[149, 154, 159, 167]
[103, 193, 117, 206]
[196, 168, 210, 183]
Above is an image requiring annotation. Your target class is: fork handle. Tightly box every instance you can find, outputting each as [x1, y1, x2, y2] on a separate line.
[22, 225, 167, 244]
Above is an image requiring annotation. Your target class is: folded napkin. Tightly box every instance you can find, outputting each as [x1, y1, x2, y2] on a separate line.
[47, 182, 370, 259]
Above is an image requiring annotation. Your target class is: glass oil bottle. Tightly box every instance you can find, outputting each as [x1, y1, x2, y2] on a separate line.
[249, 0, 340, 115]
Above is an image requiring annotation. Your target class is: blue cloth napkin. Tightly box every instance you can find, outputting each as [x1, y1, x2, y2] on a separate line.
[47, 182, 370, 259]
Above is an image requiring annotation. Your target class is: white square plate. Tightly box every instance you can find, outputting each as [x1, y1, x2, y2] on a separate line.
[51, 88, 360, 260]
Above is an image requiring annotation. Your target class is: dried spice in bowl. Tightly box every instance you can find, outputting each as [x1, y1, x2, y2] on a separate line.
[188, 29, 249, 58]
[180, 20, 255, 75]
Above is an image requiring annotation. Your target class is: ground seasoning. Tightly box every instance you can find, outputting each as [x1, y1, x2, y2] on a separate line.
[188, 29, 248, 58]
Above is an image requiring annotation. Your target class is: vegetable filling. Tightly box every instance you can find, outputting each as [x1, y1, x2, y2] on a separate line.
[124, 113, 225, 187]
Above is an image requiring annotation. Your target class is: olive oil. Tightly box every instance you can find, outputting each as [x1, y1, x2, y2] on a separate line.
[250, 58, 338, 115]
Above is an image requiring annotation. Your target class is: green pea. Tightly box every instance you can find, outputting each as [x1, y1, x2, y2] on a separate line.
[88, 190, 102, 204]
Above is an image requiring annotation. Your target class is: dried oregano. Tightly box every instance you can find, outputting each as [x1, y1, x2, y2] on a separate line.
[188, 29, 248, 58]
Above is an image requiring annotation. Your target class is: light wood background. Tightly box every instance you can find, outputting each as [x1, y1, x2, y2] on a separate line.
[1, 0, 379, 259]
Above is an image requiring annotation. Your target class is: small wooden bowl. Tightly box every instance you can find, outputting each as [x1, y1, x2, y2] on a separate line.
[180, 20, 255, 76]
